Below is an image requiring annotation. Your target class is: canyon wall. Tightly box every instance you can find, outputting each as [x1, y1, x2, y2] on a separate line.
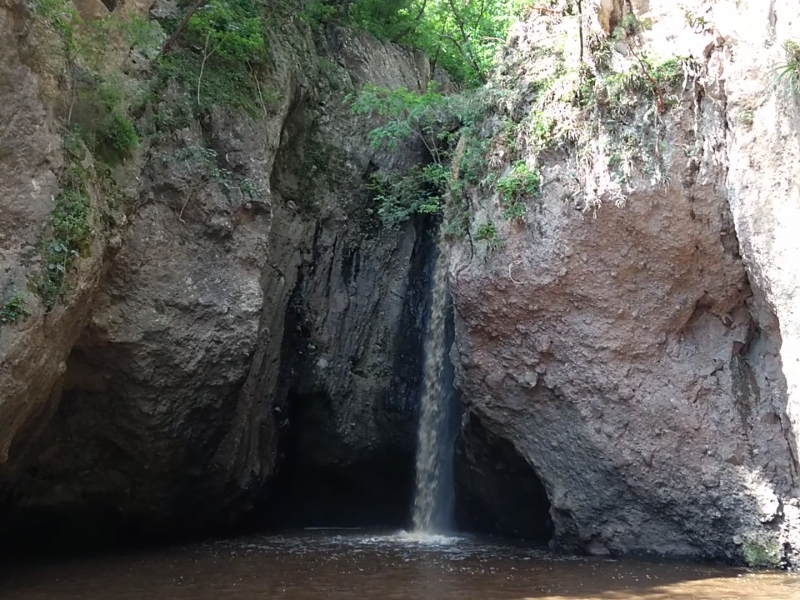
[448, 0, 799, 565]
[0, 0, 798, 567]
[0, 0, 434, 537]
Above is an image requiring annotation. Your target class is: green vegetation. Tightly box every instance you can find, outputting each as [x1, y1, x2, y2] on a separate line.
[474, 220, 503, 253]
[350, 83, 497, 227]
[0, 294, 29, 326]
[26, 0, 707, 272]
[155, 0, 271, 116]
[474, 221, 497, 241]
[351, 84, 451, 155]
[104, 110, 140, 154]
[497, 162, 539, 221]
[302, 0, 529, 86]
[36, 132, 94, 310]
[497, 162, 540, 202]
[595, 54, 686, 117]
[367, 165, 447, 227]
[774, 40, 800, 95]
[29, 0, 146, 164]
[184, 0, 267, 63]
[74, 80, 141, 162]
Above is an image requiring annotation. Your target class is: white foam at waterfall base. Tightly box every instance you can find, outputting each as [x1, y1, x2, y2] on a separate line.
[395, 530, 463, 546]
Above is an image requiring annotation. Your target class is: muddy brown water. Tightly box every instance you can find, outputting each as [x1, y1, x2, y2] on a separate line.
[0, 530, 797, 599]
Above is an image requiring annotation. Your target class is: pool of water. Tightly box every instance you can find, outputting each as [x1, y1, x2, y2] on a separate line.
[1, 530, 797, 599]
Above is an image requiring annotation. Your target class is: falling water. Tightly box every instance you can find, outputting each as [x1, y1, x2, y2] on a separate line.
[412, 224, 453, 533]
[412, 138, 467, 533]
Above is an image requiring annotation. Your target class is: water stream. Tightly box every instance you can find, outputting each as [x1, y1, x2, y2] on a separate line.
[412, 228, 454, 533]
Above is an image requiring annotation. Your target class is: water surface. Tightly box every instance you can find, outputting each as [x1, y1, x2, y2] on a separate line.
[1, 530, 797, 599]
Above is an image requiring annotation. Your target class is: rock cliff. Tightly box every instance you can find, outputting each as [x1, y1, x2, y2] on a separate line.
[0, 0, 436, 539]
[448, 0, 800, 565]
[0, 0, 798, 567]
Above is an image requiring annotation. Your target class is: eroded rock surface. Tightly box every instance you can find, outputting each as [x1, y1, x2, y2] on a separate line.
[1, 0, 798, 565]
[449, 0, 799, 564]
[0, 8, 435, 537]
[724, 0, 800, 557]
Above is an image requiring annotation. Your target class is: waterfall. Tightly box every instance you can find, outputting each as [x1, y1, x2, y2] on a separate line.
[412, 225, 454, 533]
[412, 137, 466, 534]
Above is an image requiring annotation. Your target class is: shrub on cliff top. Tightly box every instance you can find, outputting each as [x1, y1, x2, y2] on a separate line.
[156, 0, 271, 115]
[184, 0, 268, 65]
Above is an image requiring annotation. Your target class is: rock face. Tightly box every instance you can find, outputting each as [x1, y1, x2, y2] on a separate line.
[0, 0, 120, 475]
[1, 0, 799, 566]
[724, 0, 800, 558]
[0, 5, 435, 538]
[448, 0, 799, 564]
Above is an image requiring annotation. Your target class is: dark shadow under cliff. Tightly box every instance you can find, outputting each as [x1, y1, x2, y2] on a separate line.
[256, 215, 439, 529]
[454, 412, 554, 541]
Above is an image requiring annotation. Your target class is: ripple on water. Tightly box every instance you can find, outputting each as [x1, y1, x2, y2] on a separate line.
[0, 532, 797, 600]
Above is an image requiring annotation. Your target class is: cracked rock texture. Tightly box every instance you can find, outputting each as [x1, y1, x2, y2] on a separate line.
[449, 0, 799, 564]
[0, 0, 798, 565]
[0, 3, 435, 537]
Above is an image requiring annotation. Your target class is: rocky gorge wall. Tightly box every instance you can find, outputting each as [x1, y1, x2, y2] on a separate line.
[447, 0, 800, 565]
[0, 0, 799, 568]
[0, 0, 438, 539]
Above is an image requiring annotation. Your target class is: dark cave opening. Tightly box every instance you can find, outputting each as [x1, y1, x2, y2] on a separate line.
[454, 412, 554, 541]
[245, 212, 553, 539]
[261, 392, 416, 529]
[259, 397, 554, 540]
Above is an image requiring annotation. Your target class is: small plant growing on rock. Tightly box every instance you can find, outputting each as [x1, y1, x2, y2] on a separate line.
[458, 136, 490, 185]
[0, 293, 29, 325]
[475, 221, 504, 254]
[773, 40, 800, 95]
[36, 154, 93, 310]
[497, 162, 541, 201]
[101, 109, 140, 155]
[501, 200, 527, 221]
[497, 161, 540, 222]
[742, 534, 783, 568]
[475, 221, 497, 241]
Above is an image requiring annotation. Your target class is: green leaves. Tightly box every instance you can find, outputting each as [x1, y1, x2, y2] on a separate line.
[157, 0, 271, 115]
[367, 166, 447, 227]
[351, 83, 500, 229]
[497, 161, 541, 222]
[0, 294, 29, 326]
[351, 83, 450, 150]
[37, 161, 93, 309]
[350, 83, 458, 173]
[402, 0, 527, 86]
[306, 0, 525, 86]
[475, 221, 497, 241]
[185, 0, 268, 65]
[773, 40, 800, 95]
